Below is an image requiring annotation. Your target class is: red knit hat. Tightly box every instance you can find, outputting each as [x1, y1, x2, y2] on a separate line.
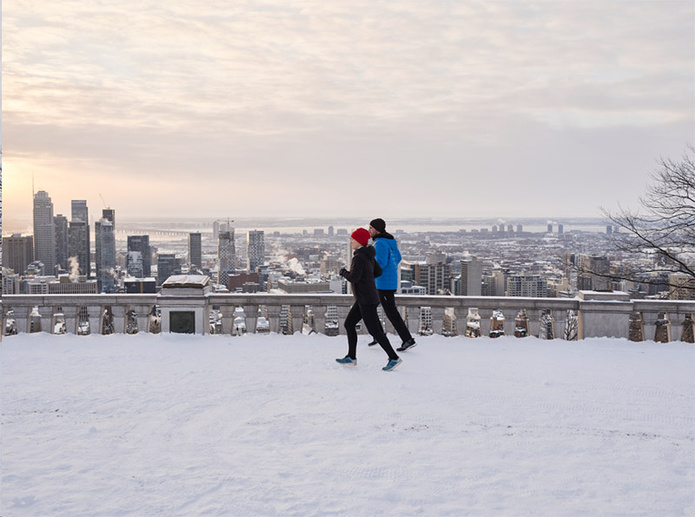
[351, 228, 371, 247]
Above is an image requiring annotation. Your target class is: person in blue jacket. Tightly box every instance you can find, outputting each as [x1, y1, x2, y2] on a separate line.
[367, 218, 417, 352]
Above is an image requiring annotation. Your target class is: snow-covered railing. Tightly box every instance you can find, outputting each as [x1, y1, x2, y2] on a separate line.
[2, 291, 694, 343]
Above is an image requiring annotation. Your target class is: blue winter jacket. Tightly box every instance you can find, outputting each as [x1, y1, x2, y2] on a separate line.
[372, 232, 401, 291]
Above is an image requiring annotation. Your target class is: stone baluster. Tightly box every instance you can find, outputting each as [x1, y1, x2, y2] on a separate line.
[526, 309, 541, 338]
[266, 304, 282, 334]
[62, 305, 79, 335]
[641, 311, 659, 342]
[87, 305, 103, 335]
[336, 304, 351, 335]
[405, 306, 420, 335]
[291, 305, 305, 336]
[37, 306, 52, 334]
[219, 305, 234, 335]
[134, 305, 151, 334]
[430, 306, 445, 335]
[243, 305, 258, 334]
[312, 305, 327, 335]
[111, 305, 127, 334]
[13, 306, 32, 334]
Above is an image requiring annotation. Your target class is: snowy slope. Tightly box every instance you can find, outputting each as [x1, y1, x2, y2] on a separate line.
[2, 332, 694, 516]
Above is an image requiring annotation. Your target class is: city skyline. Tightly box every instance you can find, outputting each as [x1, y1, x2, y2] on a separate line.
[2, 1, 693, 221]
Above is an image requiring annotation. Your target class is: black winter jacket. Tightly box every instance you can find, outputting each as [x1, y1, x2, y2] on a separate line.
[342, 245, 382, 305]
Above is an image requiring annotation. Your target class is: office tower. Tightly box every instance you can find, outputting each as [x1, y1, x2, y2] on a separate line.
[33, 190, 56, 272]
[413, 262, 451, 295]
[2, 234, 34, 274]
[217, 229, 235, 285]
[558, 223, 564, 235]
[547, 223, 553, 233]
[516, 224, 523, 233]
[157, 253, 180, 285]
[70, 200, 90, 276]
[328, 226, 334, 237]
[54, 214, 69, 270]
[247, 230, 264, 272]
[127, 235, 151, 277]
[577, 255, 611, 291]
[460, 257, 482, 296]
[188, 232, 202, 270]
[506, 274, 548, 297]
[95, 218, 116, 293]
[102, 208, 115, 225]
[68, 221, 90, 276]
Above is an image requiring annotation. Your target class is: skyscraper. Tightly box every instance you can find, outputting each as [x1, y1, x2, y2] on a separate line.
[127, 235, 151, 278]
[2, 234, 34, 274]
[218, 229, 235, 286]
[70, 200, 90, 276]
[95, 218, 116, 293]
[460, 256, 482, 296]
[247, 230, 264, 272]
[33, 190, 56, 273]
[54, 214, 69, 270]
[68, 221, 90, 276]
[188, 232, 202, 271]
[157, 253, 181, 285]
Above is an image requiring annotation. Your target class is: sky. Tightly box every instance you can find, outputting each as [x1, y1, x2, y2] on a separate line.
[2, 1, 694, 224]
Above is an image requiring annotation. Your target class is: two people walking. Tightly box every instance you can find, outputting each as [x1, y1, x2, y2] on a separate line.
[336, 219, 415, 372]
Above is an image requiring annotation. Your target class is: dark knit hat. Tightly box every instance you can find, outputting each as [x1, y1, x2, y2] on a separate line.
[351, 228, 371, 247]
[369, 218, 386, 233]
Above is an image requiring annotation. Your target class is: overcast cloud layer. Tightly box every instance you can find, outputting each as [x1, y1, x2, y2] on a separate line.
[2, 1, 694, 221]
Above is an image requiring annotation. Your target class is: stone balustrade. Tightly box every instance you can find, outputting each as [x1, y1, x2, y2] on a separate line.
[2, 291, 694, 343]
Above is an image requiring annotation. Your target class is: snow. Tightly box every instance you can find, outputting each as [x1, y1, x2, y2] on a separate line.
[2, 332, 694, 516]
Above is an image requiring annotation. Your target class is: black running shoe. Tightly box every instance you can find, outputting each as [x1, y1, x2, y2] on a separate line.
[396, 338, 417, 352]
[367, 339, 378, 346]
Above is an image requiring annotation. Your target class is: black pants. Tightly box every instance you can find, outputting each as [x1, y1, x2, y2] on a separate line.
[378, 290, 414, 344]
[344, 302, 399, 361]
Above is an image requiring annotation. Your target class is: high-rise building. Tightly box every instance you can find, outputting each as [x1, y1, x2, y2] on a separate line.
[577, 255, 611, 291]
[127, 235, 151, 278]
[558, 223, 564, 235]
[70, 200, 90, 277]
[218, 229, 235, 286]
[68, 221, 90, 276]
[460, 257, 482, 296]
[506, 274, 548, 297]
[247, 230, 264, 272]
[95, 218, 116, 293]
[33, 190, 56, 273]
[188, 232, 202, 270]
[2, 234, 34, 274]
[413, 262, 451, 295]
[54, 214, 69, 271]
[157, 253, 181, 285]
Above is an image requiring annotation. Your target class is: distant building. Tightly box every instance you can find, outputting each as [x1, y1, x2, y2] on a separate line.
[506, 274, 548, 298]
[516, 224, 523, 233]
[547, 223, 553, 233]
[188, 232, 202, 270]
[127, 235, 151, 278]
[157, 254, 181, 286]
[459, 257, 482, 296]
[54, 214, 69, 271]
[217, 229, 235, 286]
[68, 221, 90, 276]
[33, 190, 56, 273]
[669, 273, 695, 300]
[328, 226, 334, 237]
[2, 234, 34, 275]
[124, 277, 157, 294]
[558, 223, 564, 234]
[95, 217, 116, 293]
[577, 255, 611, 291]
[277, 278, 331, 294]
[2, 267, 20, 295]
[228, 272, 259, 292]
[247, 230, 264, 272]
[414, 262, 451, 295]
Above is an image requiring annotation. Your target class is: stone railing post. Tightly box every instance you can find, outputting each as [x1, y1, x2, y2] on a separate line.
[133, 305, 151, 334]
[312, 305, 327, 335]
[336, 304, 351, 335]
[62, 305, 79, 335]
[13, 305, 32, 334]
[243, 305, 258, 334]
[430, 306, 445, 335]
[87, 305, 103, 335]
[111, 305, 127, 334]
[38, 305, 53, 334]
[266, 304, 281, 334]
[219, 305, 234, 335]
[291, 305, 305, 336]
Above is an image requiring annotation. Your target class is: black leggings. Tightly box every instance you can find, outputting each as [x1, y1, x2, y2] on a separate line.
[378, 290, 414, 343]
[344, 302, 399, 361]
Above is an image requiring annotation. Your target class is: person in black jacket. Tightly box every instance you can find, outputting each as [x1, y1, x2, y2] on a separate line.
[337, 228, 402, 372]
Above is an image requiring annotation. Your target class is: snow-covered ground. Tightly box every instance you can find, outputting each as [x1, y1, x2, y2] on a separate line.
[2, 332, 693, 516]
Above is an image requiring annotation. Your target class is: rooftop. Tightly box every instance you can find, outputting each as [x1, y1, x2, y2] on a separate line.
[2, 332, 693, 515]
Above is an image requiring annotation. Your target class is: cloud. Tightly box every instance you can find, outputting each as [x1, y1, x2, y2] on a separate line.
[2, 0, 693, 221]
